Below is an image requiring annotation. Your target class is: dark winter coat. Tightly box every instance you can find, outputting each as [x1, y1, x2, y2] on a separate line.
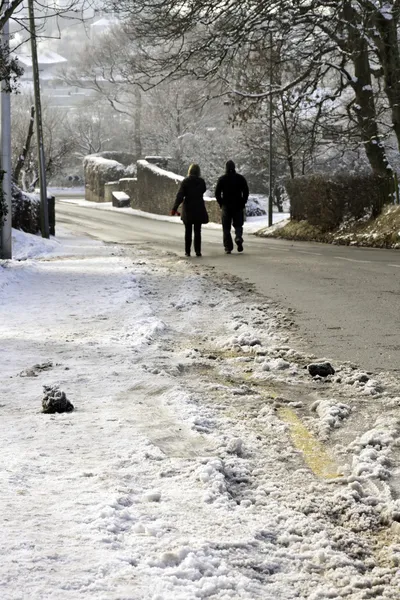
[215, 164, 249, 212]
[173, 175, 209, 224]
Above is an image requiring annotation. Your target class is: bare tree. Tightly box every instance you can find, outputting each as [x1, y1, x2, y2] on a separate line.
[103, 0, 398, 176]
[13, 104, 35, 184]
[62, 23, 239, 182]
[11, 93, 76, 189]
[61, 25, 144, 159]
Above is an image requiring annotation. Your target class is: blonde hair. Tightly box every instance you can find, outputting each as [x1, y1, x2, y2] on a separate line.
[188, 163, 201, 177]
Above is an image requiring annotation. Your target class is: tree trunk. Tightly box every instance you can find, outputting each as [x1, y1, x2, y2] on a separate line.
[134, 87, 142, 159]
[280, 93, 295, 179]
[373, 7, 400, 152]
[344, 1, 391, 176]
[13, 105, 35, 185]
[351, 42, 391, 175]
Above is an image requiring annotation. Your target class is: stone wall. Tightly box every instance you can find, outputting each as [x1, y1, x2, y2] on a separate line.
[119, 178, 138, 205]
[84, 152, 135, 203]
[134, 160, 221, 222]
[205, 198, 222, 224]
[135, 160, 183, 215]
[144, 156, 170, 169]
[86, 154, 221, 222]
[104, 181, 120, 203]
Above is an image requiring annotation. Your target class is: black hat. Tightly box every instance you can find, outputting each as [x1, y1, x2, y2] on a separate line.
[226, 160, 236, 172]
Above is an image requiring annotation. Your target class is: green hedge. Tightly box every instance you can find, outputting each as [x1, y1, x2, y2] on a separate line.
[286, 174, 393, 232]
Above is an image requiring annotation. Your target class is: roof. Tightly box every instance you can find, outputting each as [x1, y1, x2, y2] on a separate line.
[15, 50, 68, 68]
[91, 17, 119, 29]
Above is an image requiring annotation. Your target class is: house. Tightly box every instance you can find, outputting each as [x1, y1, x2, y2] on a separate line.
[90, 16, 120, 39]
[14, 48, 95, 109]
[16, 49, 68, 86]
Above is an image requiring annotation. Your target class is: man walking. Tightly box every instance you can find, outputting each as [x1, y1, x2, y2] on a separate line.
[215, 160, 249, 254]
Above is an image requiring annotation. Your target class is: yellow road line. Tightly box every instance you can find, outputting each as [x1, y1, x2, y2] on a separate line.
[278, 407, 342, 480]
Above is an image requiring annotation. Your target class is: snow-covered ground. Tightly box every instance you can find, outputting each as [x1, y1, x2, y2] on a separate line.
[48, 187, 85, 197]
[57, 197, 289, 233]
[1, 229, 400, 600]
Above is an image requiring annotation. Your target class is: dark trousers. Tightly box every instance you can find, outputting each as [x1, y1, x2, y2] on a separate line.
[184, 222, 202, 255]
[221, 207, 244, 252]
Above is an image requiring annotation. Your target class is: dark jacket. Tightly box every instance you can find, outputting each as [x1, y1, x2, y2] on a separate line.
[215, 165, 249, 212]
[173, 175, 209, 224]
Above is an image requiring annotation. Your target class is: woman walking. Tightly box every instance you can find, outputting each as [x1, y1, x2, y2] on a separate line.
[171, 163, 209, 257]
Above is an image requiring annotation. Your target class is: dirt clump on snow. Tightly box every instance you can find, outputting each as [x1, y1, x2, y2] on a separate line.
[308, 361, 335, 377]
[42, 385, 74, 414]
[20, 361, 53, 378]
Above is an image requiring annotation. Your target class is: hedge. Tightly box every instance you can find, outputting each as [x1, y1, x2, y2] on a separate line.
[12, 185, 40, 233]
[286, 174, 394, 232]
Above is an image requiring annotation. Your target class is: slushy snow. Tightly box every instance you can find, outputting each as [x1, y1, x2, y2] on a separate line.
[1, 228, 400, 599]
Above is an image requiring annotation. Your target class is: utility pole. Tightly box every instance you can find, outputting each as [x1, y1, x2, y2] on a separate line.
[268, 30, 274, 228]
[1, 0, 12, 259]
[28, 0, 49, 238]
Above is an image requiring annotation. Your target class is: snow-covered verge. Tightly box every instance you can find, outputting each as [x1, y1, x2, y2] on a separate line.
[1, 229, 400, 599]
[257, 204, 400, 249]
[6, 228, 111, 262]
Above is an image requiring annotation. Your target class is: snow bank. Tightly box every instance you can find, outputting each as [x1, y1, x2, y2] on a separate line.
[11, 228, 60, 260]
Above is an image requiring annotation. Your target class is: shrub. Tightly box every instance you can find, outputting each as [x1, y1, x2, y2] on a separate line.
[286, 174, 392, 232]
[246, 196, 266, 217]
[12, 184, 40, 233]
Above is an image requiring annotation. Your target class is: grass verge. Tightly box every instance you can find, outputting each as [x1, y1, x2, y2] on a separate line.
[257, 205, 400, 248]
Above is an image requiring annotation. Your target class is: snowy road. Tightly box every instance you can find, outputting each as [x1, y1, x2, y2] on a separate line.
[2, 229, 400, 600]
[56, 201, 400, 373]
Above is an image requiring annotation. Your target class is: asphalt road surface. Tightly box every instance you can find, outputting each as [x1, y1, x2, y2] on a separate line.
[56, 201, 400, 374]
